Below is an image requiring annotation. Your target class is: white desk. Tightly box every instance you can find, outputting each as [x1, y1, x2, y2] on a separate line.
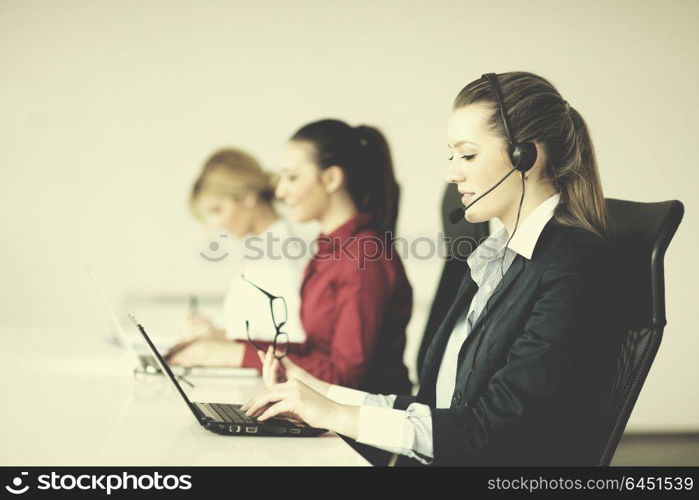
[0, 325, 369, 466]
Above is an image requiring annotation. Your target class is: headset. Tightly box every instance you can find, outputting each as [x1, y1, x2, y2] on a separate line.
[449, 72, 536, 224]
[447, 73, 534, 401]
[482, 73, 537, 173]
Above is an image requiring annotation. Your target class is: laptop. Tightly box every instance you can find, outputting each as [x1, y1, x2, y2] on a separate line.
[129, 314, 326, 437]
[88, 267, 257, 378]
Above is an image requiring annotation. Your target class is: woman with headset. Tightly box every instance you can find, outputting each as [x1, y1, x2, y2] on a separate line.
[241, 72, 621, 466]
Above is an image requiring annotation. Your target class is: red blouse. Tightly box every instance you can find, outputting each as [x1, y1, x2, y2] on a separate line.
[241, 212, 413, 394]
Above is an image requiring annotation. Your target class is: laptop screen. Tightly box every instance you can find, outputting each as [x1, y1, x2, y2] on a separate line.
[88, 267, 143, 365]
[128, 315, 201, 421]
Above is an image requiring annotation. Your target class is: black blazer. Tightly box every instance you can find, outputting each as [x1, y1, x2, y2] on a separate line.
[395, 219, 622, 466]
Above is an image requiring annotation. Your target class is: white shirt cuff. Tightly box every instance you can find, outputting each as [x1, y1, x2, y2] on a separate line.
[356, 405, 408, 449]
[325, 385, 370, 406]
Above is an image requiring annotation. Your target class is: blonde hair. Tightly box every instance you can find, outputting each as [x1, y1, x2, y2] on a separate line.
[189, 148, 276, 221]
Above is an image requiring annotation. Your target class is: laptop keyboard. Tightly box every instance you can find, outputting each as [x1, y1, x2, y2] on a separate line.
[209, 404, 257, 424]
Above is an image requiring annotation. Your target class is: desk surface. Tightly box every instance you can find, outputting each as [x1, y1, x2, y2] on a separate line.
[0, 325, 369, 466]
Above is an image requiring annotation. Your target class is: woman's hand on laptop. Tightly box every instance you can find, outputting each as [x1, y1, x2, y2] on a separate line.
[241, 378, 359, 439]
[257, 346, 331, 395]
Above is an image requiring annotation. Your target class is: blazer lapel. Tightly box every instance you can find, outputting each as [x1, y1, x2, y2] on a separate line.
[465, 253, 526, 342]
[457, 254, 526, 371]
[418, 253, 529, 404]
[418, 272, 477, 395]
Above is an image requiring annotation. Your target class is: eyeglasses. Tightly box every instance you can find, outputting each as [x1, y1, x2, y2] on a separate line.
[241, 274, 289, 360]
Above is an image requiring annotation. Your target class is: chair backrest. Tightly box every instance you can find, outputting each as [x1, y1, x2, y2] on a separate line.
[417, 183, 489, 378]
[598, 198, 684, 465]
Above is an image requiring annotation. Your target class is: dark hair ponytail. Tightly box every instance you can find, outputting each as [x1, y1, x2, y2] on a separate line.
[291, 119, 400, 234]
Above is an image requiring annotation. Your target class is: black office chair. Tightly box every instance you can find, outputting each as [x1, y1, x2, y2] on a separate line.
[598, 198, 684, 466]
[417, 184, 489, 379]
[418, 188, 684, 463]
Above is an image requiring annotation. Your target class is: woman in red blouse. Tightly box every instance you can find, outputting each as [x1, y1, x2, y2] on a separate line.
[170, 119, 413, 396]
[241, 119, 413, 395]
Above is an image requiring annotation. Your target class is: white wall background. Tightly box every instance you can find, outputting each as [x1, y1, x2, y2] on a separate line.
[1, 0, 697, 430]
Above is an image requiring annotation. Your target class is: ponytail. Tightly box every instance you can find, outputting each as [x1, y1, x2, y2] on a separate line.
[291, 119, 400, 234]
[554, 107, 609, 240]
[354, 125, 399, 234]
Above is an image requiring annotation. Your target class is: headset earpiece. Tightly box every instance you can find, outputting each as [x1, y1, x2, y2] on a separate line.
[481, 73, 537, 174]
[511, 142, 537, 173]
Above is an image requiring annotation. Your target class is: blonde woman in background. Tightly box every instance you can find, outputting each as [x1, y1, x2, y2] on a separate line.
[166, 148, 307, 367]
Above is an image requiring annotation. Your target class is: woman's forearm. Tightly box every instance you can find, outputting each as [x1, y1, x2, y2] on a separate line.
[327, 403, 360, 440]
[306, 377, 332, 395]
